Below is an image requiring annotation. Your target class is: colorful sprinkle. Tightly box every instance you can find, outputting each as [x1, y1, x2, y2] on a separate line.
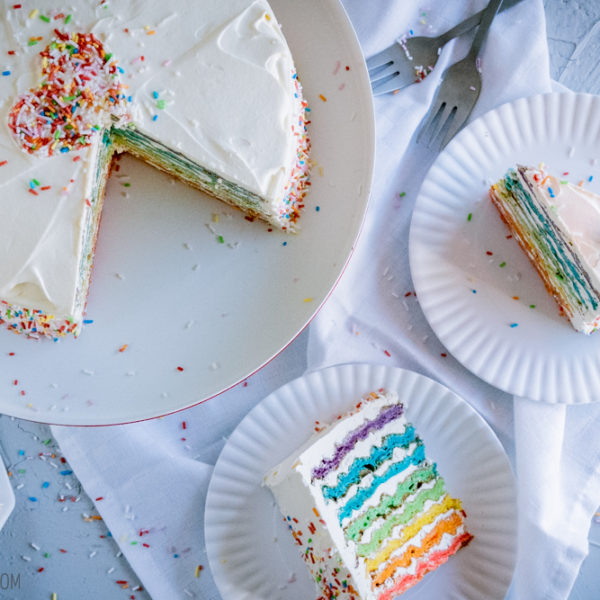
[8, 32, 126, 157]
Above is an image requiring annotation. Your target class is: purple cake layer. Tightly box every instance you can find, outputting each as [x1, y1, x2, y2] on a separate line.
[311, 403, 404, 481]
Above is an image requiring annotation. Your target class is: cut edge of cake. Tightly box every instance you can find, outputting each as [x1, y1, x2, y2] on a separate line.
[489, 164, 600, 334]
[264, 389, 473, 600]
[0, 4, 311, 341]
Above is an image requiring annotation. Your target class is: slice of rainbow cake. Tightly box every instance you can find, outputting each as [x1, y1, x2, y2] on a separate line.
[490, 165, 600, 334]
[265, 389, 472, 599]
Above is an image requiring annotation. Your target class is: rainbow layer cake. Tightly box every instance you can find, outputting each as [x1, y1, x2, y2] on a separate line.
[0, 0, 310, 340]
[265, 389, 473, 600]
[490, 165, 600, 334]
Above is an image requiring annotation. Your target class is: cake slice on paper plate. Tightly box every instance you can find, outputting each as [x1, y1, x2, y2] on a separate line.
[264, 389, 473, 600]
[490, 165, 600, 334]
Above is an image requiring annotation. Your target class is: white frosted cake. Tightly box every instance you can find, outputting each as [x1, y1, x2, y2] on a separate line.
[265, 390, 472, 600]
[490, 165, 600, 333]
[0, 0, 310, 339]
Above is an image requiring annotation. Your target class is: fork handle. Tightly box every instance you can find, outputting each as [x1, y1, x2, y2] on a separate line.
[467, 0, 504, 58]
[437, 0, 512, 47]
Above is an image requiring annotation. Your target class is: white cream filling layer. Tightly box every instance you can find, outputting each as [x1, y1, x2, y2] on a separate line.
[356, 478, 439, 546]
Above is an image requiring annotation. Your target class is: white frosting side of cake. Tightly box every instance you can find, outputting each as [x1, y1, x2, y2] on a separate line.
[527, 170, 600, 280]
[520, 167, 600, 332]
[0, 0, 303, 321]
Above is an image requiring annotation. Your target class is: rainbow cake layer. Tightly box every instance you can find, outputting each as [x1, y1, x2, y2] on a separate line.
[490, 165, 600, 334]
[265, 390, 472, 600]
[0, 0, 310, 340]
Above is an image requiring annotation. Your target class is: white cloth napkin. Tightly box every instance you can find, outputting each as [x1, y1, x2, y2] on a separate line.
[51, 1, 600, 599]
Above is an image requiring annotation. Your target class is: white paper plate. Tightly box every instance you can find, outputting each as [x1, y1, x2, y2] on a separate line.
[205, 363, 516, 600]
[410, 92, 600, 404]
[0, 2, 374, 425]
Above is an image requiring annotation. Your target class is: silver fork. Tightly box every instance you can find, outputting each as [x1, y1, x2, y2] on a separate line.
[368, 0, 518, 96]
[416, 0, 503, 151]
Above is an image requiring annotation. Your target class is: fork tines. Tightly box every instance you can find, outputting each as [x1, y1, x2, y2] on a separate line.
[367, 45, 406, 95]
[417, 101, 459, 149]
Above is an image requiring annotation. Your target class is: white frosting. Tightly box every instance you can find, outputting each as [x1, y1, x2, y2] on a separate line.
[532, 172, 600, 279]
[373, 507, 458, 574]
[521, 168, 600, 332]
[357, 478, 438, 545]
[0, 0, 304, 326]
[339, 441, 421, 526]
[319, 418, 411, 489]
[347, 462, 422, 528]
[265, 459, 367, 600]
[376, 521, 467, 593]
